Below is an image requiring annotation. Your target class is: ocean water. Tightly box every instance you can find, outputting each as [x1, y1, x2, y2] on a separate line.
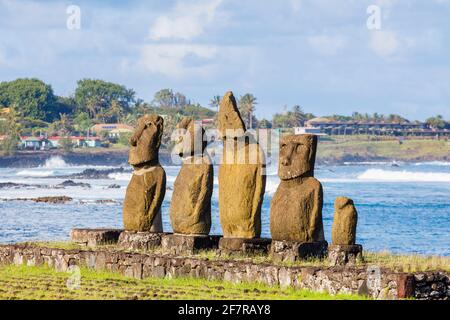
[0, 156, 449, 256]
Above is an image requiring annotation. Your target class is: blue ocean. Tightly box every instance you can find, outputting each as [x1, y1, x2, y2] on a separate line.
[0, 156, 449, 256]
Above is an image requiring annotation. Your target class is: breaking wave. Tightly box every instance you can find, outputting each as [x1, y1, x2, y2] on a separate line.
[16, 170, 55, 177]
[41, 156, 68, 169]
[108, 172, 132, 181]
[357, 169, 450, 182]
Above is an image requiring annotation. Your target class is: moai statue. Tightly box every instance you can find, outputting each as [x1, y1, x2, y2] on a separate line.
[270, 134, 325, 242]
[170, 117, 213, 235]
[332, 197, 358, 245]
[123, 115, 166, 232]
[218, 91, 266, 239]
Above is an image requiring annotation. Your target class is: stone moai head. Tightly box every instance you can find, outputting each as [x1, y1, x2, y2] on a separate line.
[173, 117, 206, 158]
[278, 134, 317, 180]
[334, 196, 354, 211]
[128, 115, 164, 166]
[218, 91, 246, 139]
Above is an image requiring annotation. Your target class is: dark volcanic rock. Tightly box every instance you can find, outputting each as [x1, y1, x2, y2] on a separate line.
[107, 184, 121, 189]
[10, 196, 73, 204]
[57, 180, 91, 188]
[60, 167, 129, 179]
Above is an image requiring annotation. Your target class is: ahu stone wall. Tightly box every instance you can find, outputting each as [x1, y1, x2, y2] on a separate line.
[0, 244, 448, 300]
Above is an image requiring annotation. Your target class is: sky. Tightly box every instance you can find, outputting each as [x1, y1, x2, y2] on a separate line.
[0, 0, 450, 121]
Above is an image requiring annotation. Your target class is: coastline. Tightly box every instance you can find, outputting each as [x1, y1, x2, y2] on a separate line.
[0, 147, 448, 168]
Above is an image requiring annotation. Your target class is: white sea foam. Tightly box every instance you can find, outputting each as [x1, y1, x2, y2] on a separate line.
[16, 170, 55, 177]
[357, 169, 450, 182]
[414, 161, 450, 167]
[108, 172, 132, 181]
[41, 156, 68, 168]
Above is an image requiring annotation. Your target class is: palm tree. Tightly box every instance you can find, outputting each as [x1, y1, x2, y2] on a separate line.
[209, 95, 221, 113]
[291, 105, 306, 126]
[239, 94, 257, 129]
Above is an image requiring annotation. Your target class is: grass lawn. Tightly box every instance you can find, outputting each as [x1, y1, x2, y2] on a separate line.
[317, 137, 450, 162]
[0, 265, 365, 300]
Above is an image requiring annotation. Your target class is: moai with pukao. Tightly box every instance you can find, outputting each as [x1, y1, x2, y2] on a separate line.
[123, 115, 166, 232]
[270, 134, 325, 243]
[170, 117, 213, 235]
[218, 91, 266, 239]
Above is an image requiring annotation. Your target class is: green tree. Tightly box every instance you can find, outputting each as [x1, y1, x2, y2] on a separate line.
[426, 115, 446, 129]
[238, 93, 257, 129]
[258, 119, 272, 129]
[0, 78, 57, 121]
[0, 107, 21, 155]
[73, 112, 93, 133]
[291, 105, 306, 126]
[60, 136, 73, 153]
[209, 95, 221, 112]
[74, 79, 135, 121]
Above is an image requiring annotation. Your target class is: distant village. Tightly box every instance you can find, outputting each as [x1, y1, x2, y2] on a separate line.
[0, 78, 449, 154]
[9, 117, 450, 152]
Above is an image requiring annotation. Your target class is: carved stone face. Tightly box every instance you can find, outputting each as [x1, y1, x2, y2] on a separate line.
[278, 134, 317, 180]
[173, 117, 206, 158]
[218, 91, 246, 139]
[128, 115, 164, 166]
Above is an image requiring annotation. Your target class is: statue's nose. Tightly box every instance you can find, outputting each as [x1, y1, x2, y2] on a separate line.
[281, 157, 291, 166]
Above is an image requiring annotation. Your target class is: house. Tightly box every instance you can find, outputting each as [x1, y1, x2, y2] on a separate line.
[294, 127, 327, 136]
[48, 136, 104, 148]
[109, 128, 133, 138]
[91, 123, 134, 135]
[19, 136, 51, 150]
[84, 137, 102, 148]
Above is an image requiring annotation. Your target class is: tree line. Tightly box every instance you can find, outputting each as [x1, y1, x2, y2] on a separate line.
[0, 77, 448, 155]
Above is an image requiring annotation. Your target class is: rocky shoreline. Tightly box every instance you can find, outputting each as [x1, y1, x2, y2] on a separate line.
[0, 149, 447, 168]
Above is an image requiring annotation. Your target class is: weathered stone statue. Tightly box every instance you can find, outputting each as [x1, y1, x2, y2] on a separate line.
[170, 117, 213, 235]
[331, 197, 358, 245]
[218, 91, 266, 239]
[270, 134, 325, 242]
[123, 115, 166, 232]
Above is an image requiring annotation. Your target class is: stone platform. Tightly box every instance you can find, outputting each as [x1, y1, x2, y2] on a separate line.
[328, 244, 363, 266]
[117, 231, 165, 251]
[161, 234, 221, 255]
[70, 228, 123, 247]
[218, 237, 271, 256]
[270, 240, 328, 262]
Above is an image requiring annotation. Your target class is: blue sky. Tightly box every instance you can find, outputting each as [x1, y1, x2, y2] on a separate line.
[0, 0, 449, 120]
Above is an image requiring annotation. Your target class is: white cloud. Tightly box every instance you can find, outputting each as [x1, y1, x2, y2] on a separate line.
[138, 44, 218, 77]
[308, 35, 345, 56]
[369, 31, 399, 57]
[148, 0, 223, 40]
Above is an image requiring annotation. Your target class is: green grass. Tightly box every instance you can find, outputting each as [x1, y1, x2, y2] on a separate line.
[0, 265, 365, 300]
[363, 251, 450, 273]
[317, 137, 450, 162]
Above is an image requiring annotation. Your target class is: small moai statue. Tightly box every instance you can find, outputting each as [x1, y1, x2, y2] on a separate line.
[218, 91, 266, 239]
[123, 115, 166, 232]
[328, 197, 362, 266]
[270, 134, 325, 242]
[332, 197, 358, 245]
[170, 117, 213, 235]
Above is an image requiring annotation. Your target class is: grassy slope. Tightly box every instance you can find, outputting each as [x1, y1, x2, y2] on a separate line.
[0, 265, 364, 300]
[317, 137, 450, 162]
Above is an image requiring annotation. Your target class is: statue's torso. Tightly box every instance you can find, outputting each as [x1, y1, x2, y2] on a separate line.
[219, 142, 266, 238]
[170, 156, 213, 234]
[270, 176, 324, 242]
[123, 165, 166, 231]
